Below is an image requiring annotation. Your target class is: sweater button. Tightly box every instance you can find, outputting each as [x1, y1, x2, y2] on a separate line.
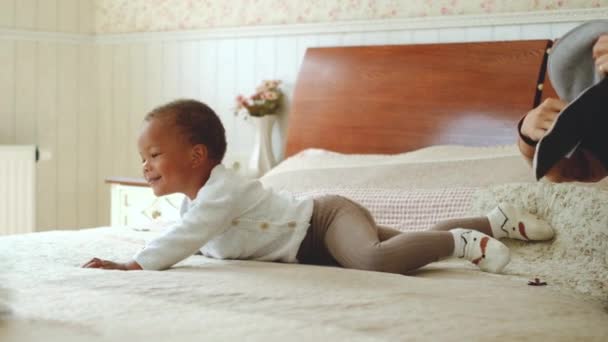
[287, 221, 296, 228]
[260, 222, 269, 230]
[231, 219, 239, 226]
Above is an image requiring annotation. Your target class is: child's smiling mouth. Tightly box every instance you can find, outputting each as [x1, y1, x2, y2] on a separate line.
[147, 176, 162, 184]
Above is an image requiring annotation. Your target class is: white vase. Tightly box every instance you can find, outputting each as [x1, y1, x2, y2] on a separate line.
[248, 115, 277, 177]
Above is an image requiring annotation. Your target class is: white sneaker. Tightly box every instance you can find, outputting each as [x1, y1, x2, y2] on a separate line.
[452, 229, 511, 273]
[488, 203, 554, 241]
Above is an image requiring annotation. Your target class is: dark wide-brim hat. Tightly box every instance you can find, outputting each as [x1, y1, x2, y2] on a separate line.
[548, 20, 608, 102]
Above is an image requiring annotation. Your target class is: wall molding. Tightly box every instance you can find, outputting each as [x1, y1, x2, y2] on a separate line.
[0, 28, 92, 44]
[94, 8, 608, 44]
[2, 8, 606, 45]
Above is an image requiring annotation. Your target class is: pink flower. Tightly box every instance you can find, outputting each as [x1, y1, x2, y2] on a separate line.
[256, 84, 268, 93]
[263, 91, 278, 101]
[235, 79, 283, 117]
[235, 95, 248, 109]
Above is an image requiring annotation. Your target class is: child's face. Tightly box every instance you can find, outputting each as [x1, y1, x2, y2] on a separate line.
[137, 118, 197, 197]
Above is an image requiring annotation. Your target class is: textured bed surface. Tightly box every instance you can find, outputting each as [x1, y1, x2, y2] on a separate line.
[2, 145, 607, 341]
[1, 226, 607, 342]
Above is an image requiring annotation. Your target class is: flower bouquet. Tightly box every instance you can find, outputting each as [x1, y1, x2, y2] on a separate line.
[235, 80, 283, 118]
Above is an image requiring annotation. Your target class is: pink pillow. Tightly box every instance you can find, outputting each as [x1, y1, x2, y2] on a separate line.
[295, 187, 478, 232]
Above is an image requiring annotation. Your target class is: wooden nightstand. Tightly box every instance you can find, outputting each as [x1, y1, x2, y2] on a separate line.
[105, 177, 184, 228]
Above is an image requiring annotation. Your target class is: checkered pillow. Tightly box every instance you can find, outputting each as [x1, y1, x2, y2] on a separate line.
[295, 187, 478, 232]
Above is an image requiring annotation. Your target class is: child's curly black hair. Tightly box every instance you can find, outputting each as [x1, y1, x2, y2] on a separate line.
[146, 99, 227, 162]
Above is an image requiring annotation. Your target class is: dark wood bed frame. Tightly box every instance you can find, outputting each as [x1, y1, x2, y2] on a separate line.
[285, 40, 558, 157]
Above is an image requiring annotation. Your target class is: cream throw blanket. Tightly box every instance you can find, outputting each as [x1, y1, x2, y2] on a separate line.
[1, 226, 607, 341]
[470, 182, 608, 301]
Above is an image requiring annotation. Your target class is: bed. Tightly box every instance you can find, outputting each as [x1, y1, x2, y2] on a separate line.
[2, 40, 607, 341]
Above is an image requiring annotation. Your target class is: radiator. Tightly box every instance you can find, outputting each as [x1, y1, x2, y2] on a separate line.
[0, 145, 36, 235]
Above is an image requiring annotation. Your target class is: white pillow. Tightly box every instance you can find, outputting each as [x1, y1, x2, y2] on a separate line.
[269, 144, 520, 175]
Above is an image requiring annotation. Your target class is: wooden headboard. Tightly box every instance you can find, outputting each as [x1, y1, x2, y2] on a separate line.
[285, 40, 558, 157]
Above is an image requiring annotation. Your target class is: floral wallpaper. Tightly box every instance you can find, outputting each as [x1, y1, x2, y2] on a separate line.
[94, 0, 607, 33]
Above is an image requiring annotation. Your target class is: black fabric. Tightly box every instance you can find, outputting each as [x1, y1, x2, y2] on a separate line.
[580, 81, 608, 169]
[534, 77, 608, 179]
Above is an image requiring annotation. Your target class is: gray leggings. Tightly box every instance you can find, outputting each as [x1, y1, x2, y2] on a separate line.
[296, 195, 492, 274]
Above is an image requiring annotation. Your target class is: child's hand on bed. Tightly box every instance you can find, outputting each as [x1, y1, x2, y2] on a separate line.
[82, 258, 142, 271]
[520, 98, 567, 142]
[593, 34, 608, 75]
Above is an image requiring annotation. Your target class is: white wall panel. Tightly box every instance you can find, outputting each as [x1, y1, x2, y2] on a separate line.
[273, 35, 298, 156]
[78, 0, 94, 34]
[128, 44, 147, 176]
[361, 31, 388, 45]
[96, 44, 113, 226]
[234, 38, 256, 161]
[255, 37, 281, 160]
[1, 1, 96, 231]
[77, 44, 97, 228]
[274, 36, 298, 85]
[180, 41, 201, 100]
[550, 22, 581, 38]
[0, 41, 16, 144]
[0, 0, 16, 28]
[37, 0, 57, 31]
[57, 0, 79, 33]
[412, 29, 440, 43]
[15, 41, 37, 143]
[56, 43, 78, 228]
[36, 42, 58, 230]
[520, 24, 553, 39]
[15, 0, 36, 30]
[112, 45, 131, 178]
[341, 32, 362, 47]
[386, 30, 413, 45]
[296, 35, 319, 63]
[199, 40, 218, 107]
[162, 41, 179, 103]
[254, 37, 276, 82]
[492, 25, 522, 41]
[464, 27, 493, 42]
[439, 27, 466, 42]
[317, 33, 343, 47]
[144, 43, 163, 113]
[216, 38, 237, 159]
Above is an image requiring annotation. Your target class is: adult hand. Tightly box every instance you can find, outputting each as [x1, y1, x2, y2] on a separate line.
[593, 34, 608, 75]
[82, 257, 142, 270]
[520, 98, 567, 142]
